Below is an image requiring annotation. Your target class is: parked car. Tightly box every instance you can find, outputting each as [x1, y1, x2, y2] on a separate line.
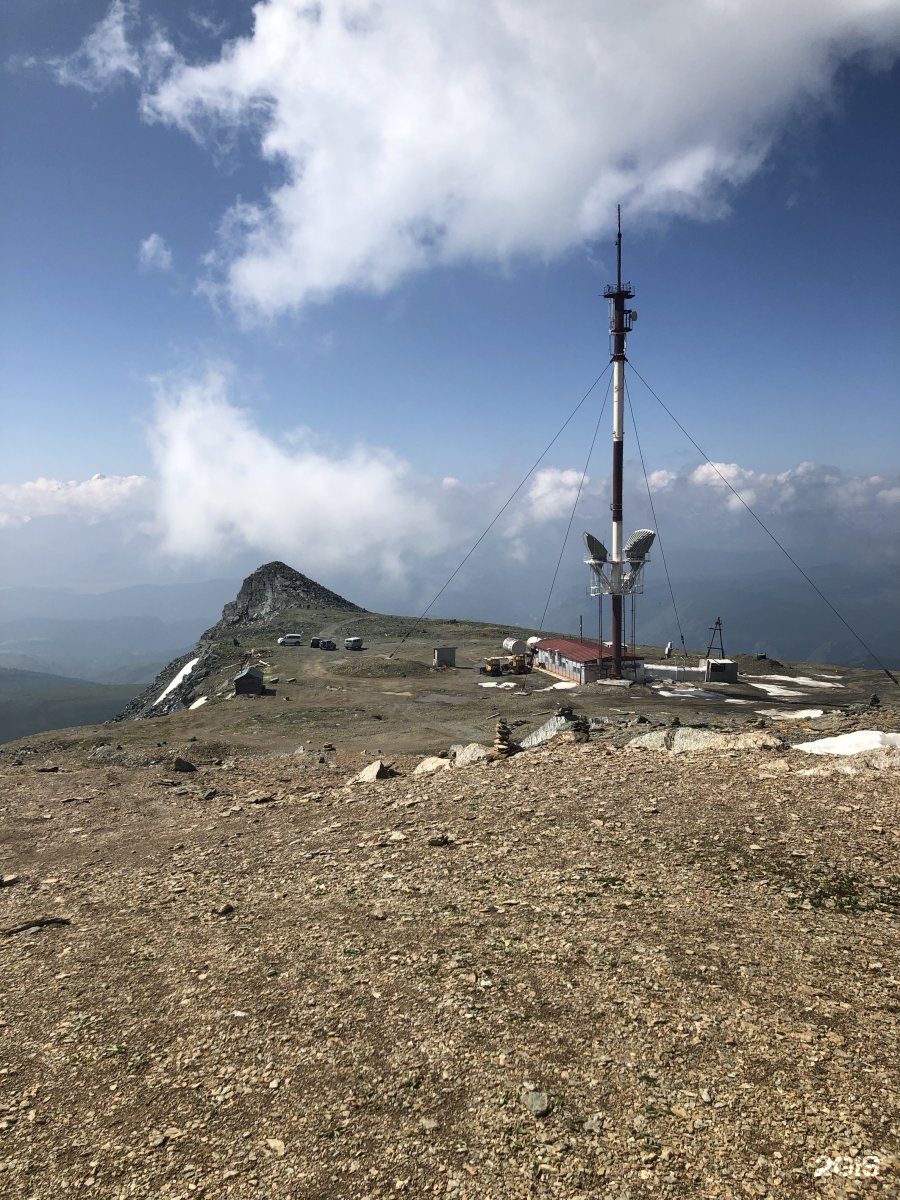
[309, 637, 320, 648]
[319, 639, 337, 651]
[344, 637, 363, 650]
[278, 634, 304, 645]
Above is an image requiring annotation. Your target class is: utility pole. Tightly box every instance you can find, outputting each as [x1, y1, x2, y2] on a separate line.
[604, 207, 636, 679]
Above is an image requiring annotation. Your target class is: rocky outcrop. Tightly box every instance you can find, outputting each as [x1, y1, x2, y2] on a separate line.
[115, 562, 361, 722]
[628, 727, 786, 753]
[114, 648, 214, 722]
[206, 561, 362, 635]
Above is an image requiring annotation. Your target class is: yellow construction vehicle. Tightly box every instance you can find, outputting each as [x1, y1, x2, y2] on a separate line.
[478, 653, 532, 676]
[505, 653, 531, 675]
[479, 656, 507, 676]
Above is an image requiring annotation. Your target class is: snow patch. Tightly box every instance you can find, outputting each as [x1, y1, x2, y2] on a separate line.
[188, 696, 208, 710]
[747, 681, 808, 698]
[756, 707, 824, 721]
[657, 687, 728, 702]
[746, 674, 844, 689]
[793, 731, 900, 756]
[154, 656, 199, 705]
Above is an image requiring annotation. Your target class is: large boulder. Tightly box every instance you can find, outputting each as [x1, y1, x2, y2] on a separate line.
[352, 760, 395, 783]
[453, 743, 497, 767]
[413, 756, 451, 776]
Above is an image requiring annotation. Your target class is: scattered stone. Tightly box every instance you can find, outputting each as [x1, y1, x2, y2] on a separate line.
[215, 903, 235, 917]
[250, 794, 277, 805]
[35, 766, 59, 773]
[523, 1090, 551, 1118]
[427, 834, 455, 847]
[0, 875, 19, 888]
[4, 916, 71, 936]
[173, 757, 197, 773]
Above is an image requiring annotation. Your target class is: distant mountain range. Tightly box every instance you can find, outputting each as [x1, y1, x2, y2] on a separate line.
[0, 578, 239, 683]
[0, 668, 139, 745]
[0, 579, 240, 623]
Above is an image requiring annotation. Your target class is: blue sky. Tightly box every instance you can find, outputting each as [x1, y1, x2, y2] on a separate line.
[1, 1, 899, 646]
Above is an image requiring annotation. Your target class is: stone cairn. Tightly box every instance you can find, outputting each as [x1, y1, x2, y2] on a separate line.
[494, 718, 512, 757]
[556, 705, 590, 743]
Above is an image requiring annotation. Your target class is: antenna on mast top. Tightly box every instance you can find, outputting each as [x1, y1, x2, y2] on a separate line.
[616, 204, 622, 289]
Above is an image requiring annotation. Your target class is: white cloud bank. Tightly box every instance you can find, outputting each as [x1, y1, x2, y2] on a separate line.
[650, 459, 900, 538]
[4, 373, 898, 594]
[54, 0, 900, 317]
[0, 472, 149, 529]
[147, 367, 455, 583]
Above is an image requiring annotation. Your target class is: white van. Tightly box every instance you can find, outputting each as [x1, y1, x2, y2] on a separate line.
[344, 637, 363, 650]
[277, 634, 304, 646]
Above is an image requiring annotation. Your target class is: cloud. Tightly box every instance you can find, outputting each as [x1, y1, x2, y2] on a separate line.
[147, 366, 458, 583]
[526, 468, 588, 522]
[0, 472, 149, 529]
[49, 0, 141, 91]
[56, 0, 900, 316]
[138, 232, 173, 272]
[674, 459, 900, 515]
[641, 459, 900, 561]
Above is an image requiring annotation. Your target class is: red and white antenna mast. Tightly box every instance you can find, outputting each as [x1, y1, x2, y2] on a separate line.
[584, 209, 655, 680]
[606, 207, 634, 678]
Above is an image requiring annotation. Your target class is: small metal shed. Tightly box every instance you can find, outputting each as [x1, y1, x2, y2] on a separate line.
[433, 647, 457, 668]
[234, 665, 265, 695]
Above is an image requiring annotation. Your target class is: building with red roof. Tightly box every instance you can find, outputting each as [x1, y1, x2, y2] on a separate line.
[533, 638, 644, 684]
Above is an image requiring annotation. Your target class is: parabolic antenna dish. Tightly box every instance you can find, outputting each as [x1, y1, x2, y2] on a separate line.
[583, 531, 608, 564]
[624, 529, 655, 562]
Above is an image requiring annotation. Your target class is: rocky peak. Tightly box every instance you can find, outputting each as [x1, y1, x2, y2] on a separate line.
[214, 562, 362, 630]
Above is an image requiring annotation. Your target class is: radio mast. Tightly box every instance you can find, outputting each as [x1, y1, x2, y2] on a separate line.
[584, 210, 655, 680]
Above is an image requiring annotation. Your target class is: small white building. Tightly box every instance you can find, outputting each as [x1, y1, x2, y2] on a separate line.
[433, 646, 457, 668]
[702, 657, 738, 683]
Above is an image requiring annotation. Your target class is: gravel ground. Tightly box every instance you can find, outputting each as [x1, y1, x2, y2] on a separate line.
[0, 728, 897, 1200]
